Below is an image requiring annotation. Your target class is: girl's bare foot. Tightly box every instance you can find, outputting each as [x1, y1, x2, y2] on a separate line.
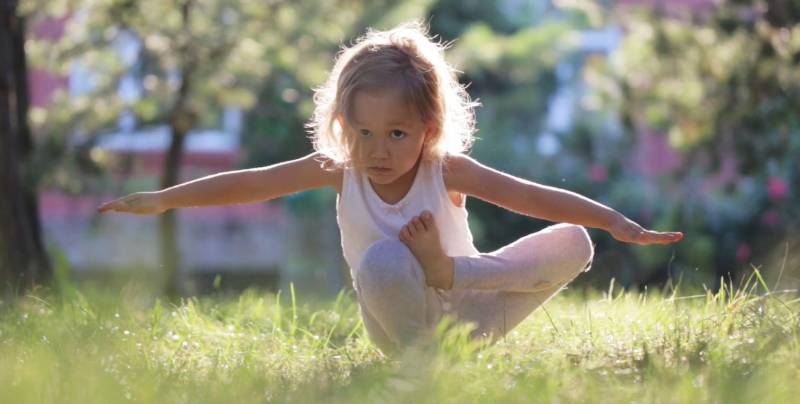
[399, 210, 455, 289]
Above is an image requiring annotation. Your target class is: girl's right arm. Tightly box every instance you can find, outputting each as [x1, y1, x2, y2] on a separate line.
[97, 152, 342, 215]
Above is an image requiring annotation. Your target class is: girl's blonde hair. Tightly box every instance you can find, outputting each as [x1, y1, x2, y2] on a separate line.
[307, 21, 479, 168]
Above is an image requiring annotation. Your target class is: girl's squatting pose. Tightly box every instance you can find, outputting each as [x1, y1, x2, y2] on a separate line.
[98, 22, 683, 356]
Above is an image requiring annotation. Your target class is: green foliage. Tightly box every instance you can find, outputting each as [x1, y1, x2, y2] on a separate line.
[29, 0, 425, 192]
[577, 1, 800, 282]
[1, 275, 798, 403]
[424, 4, 586, 256]
[428, 0, 551, 39]
[22, 0, 797, 289]
[591, 6, 800, 156]
[25, 0, 282, 192]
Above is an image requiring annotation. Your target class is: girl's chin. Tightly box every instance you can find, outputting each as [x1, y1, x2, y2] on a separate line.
[367, 175, 396, 185]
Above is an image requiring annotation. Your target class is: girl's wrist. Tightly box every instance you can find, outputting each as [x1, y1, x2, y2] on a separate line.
[154, 190, 173, 211]
[601, 210, 625, 232]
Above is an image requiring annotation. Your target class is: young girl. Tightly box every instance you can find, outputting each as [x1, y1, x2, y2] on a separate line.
[98, 22, 683, 355]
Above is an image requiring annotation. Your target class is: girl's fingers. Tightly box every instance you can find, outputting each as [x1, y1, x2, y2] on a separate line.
[97, 193, 164, 215]
[640, 230, 684, 245]
[98, 197, 135, 213]
[97, 200, 120, 213]
[611, 218, 683, 245]
[653, 231, 683, 241]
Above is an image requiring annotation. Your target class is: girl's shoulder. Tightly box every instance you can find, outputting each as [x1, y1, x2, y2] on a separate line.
[441, 153, 480, 206]
[441, 153, 476, 190]
[306, 152, 344, 194]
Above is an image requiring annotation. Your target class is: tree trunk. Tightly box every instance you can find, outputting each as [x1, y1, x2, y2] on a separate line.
[0, 0, 51, 297]
[158, 0, 195, 298]
[159, 122, 186, 298]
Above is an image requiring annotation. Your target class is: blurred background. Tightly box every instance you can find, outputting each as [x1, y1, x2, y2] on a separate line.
[2, 0, 798, 299]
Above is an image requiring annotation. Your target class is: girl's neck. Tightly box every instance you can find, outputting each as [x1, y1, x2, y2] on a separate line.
[369, 159, 422, 205]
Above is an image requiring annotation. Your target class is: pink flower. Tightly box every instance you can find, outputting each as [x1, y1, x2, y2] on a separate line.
[761, 209, 779, 227]
[589, 164, 608, 182]
[736, 243, 751, 263]
[767, 177, 789, 201]
[635, 131, 682, 177]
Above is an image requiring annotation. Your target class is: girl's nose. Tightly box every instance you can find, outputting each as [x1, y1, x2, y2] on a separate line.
[371, 138, 390, 158]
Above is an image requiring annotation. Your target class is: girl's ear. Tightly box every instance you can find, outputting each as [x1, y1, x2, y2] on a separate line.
[423, 122, 437, 142]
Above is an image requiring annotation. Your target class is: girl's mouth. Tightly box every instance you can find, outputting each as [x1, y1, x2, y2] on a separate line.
[368, 167, 392, 174]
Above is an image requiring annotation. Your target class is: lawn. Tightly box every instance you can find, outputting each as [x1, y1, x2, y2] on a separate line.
[1, 272, 798, 404]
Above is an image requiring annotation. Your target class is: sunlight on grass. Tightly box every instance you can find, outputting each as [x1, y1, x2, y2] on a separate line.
[1, 270, 798, 403]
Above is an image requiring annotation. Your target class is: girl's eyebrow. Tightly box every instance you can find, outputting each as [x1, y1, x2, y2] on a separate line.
[352, 119, 412, 129]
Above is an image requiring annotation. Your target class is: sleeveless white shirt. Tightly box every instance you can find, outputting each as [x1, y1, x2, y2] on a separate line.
[336, 157, 479, 280]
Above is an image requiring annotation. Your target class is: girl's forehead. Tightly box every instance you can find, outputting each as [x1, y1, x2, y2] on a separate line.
[349, 89, 423, 126]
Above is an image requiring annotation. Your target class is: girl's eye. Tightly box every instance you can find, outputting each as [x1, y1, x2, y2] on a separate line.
[390, 130, 407, 139]
[359, 129, 372, 137]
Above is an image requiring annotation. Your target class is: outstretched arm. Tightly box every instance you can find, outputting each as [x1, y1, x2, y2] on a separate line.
[97, 152, 341, 215]
[444, 154, 683, 245]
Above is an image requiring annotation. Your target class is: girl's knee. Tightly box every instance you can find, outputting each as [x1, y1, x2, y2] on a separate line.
[550, 223, 594, 272]
[357, 239, 420, 292]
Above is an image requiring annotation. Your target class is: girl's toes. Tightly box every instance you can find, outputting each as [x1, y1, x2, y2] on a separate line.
[412, 217, 425, 233]
[404, 223, 416, 237]
[420, 211, 435, 230]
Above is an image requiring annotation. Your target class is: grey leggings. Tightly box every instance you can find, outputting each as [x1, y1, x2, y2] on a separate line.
[353, 223, 594, 354]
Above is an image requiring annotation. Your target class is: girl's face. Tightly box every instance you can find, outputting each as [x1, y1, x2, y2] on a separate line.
[346, 88, 432, 186]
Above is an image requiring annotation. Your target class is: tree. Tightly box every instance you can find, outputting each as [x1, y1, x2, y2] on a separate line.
[0, 0, 51, 297]
[31, 0, 437, 296]
[29, 0, 294, 296]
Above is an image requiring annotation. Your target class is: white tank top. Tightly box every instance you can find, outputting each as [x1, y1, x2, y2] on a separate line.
[336, 157, 479, 280]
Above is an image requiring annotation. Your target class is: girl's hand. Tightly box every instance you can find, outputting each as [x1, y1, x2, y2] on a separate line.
[96, 192, 167, 215]
[607, 214, 683, 245]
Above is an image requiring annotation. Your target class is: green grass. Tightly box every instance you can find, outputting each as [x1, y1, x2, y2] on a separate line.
[1, 272, 798, 404]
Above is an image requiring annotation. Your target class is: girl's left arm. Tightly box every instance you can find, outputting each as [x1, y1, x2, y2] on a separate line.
[444, 154, 683, 245]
